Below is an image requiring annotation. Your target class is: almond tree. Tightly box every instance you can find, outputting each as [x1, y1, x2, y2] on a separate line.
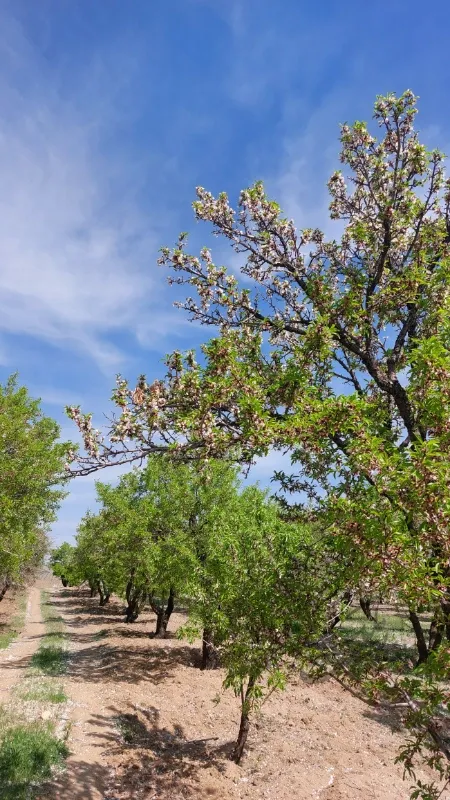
[180, 485, 345, 762]
[0, 375, 70, 596]
[68, 92, 450, 795]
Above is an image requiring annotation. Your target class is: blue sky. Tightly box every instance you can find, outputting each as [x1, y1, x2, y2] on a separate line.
[1, 0, 450, 544]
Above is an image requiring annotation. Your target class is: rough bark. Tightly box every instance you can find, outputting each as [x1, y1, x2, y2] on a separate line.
[0, 581, 10, 602]
[201, 628, 220, 669]
[428, 610, 444, 652]
[125, 597, 139, 622]
[409, 609, 429, 665]
[152, 588, 175, 638]
[97, 579, 110, 606]
[126, 583, 149, 622]
[359, 595, 375, 622]
[126, 569, 135, 603]
[231, 677, 255, 764]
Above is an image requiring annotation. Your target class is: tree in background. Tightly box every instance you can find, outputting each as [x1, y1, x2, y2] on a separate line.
[66, 459, 240, 637]
[0, 375, 71, 598]
[55, 462, 343, 763]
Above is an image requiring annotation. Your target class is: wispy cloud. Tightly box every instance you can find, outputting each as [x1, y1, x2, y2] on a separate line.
[0, 11, 181, 371]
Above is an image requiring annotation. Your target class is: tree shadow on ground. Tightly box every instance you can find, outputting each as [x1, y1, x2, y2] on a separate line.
[88, 704, 234, 800]
[362, 705, 404, 734]
[41, 758, 111, 800]
[0, 640, 200, 684]
[69, 641, 200, 684]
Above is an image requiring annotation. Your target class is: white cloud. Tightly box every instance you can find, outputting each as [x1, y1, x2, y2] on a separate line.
[0, 11, 181, 371]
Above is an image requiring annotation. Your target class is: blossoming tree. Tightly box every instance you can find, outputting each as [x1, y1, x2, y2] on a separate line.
[67, 92, 450, 795]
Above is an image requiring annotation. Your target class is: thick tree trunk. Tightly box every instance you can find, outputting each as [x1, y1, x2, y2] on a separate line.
[125, 600, 138, 622]
[126, 593, 140, 622]
[126, 582, 149, 622]
[152, 588, 175, 638]
[89, 580, 97, 598]
[0, 581, 10, 602]
[126, 569, 135, 603]
[359, 596, 375, 622]
[201, 628, 220, 669]
[231, 677, 255, 764]
[61, 576, 68, 588]
[429, 611, 444, 652]
[409, 610, 429, 665]
[97, 579, 110, 607]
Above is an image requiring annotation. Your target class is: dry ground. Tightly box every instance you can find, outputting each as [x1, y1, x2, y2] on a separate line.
[22, 585, 442, 800]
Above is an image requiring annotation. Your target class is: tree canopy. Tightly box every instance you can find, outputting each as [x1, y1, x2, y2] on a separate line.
[65, 91, 450, 796]
[0, 375, 71, 593]
[68, 89, 450, 603]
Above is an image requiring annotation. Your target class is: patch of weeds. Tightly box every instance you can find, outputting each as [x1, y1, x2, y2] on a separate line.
[0, 593, 27, 650]
[0, 722, 68, 798]
[94, 628, 108, 640]
[31, 645, 67, 676]
[115, 715, 137, 745]
[17, 679, 67, 705]
[30, 592, 67, 677]
[340, 610, 417, 665]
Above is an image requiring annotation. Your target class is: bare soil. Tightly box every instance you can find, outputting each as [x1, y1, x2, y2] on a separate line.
[27, 585, 442, 800]
[0, 576, 52, 701]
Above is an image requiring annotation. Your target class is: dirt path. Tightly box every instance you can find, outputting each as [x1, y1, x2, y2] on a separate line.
[43, 586, 445, 800]
[0, 575, 54, 700]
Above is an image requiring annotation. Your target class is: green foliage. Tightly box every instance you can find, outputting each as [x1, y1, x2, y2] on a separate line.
[70, 457, 240, 606]
[68, 92, 450, 793]
[49, 543, 78, 584]
[0, 593, 26, 650]
[67, 457, 344, 758]
[0, 375, 72, 587]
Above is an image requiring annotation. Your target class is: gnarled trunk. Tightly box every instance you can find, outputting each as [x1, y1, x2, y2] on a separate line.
[429, 611, 444, 652]
[126, 568, 135, 603]
[97, 579, 110, 606]
[126, 582, 149, 622]
[359, 595, 375, 622]
[152, 588, 175, 638]
[89, 579, 97, 598]
[409, 609, 429, 665]
[202, 628, 220, 669]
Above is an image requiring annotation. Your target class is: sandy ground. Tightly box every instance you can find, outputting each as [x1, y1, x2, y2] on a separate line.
[17, 584, 439, 800]
[0, 576, 52, 702]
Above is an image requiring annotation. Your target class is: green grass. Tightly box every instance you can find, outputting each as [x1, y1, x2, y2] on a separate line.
[17, 679, 67, 705]
[30, 593, 67, 676]
[94, 628, 108, 640]
[0, 592, 71, 797]
[0, 722, 68, 799]
[0, 594, 27, 650]
[339, 607, 418, 664]
[31, 644, 67, 676]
